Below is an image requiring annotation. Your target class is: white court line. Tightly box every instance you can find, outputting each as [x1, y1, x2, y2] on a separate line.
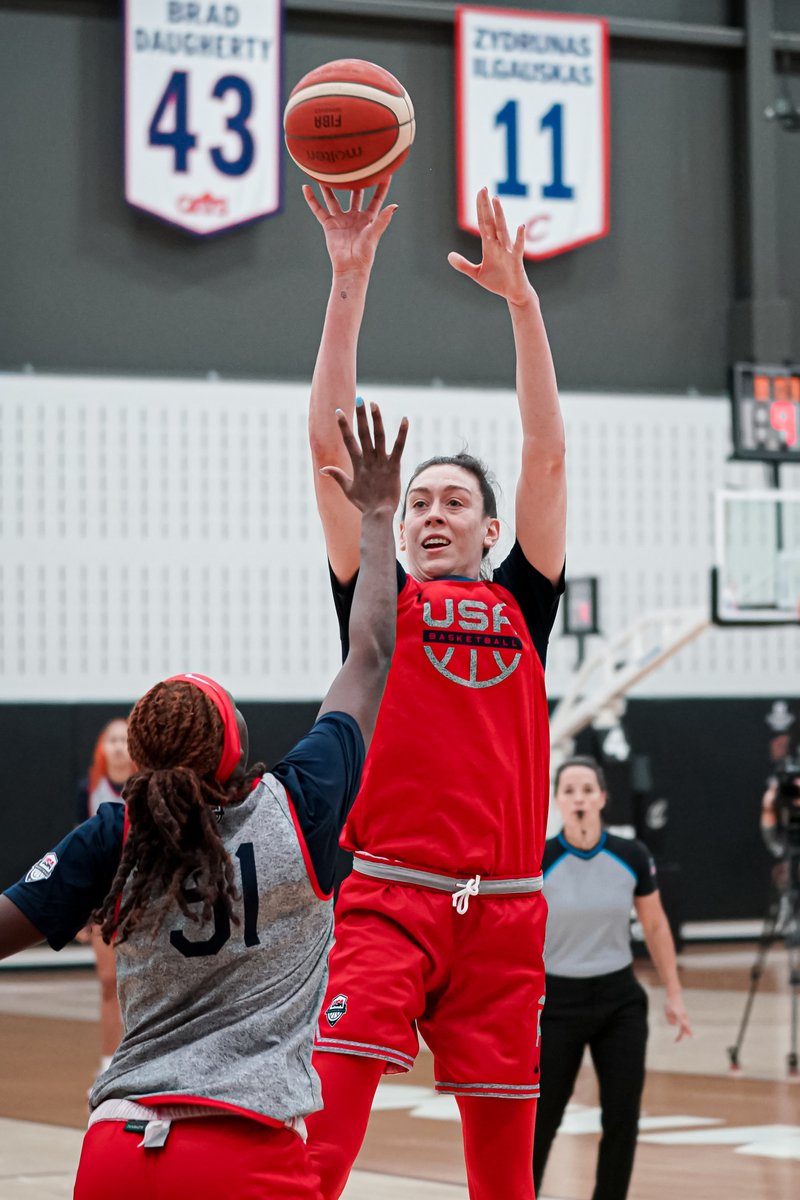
[0, 946, 93, 972]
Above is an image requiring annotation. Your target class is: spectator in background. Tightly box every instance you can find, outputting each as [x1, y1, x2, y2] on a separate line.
[534, 756, 692, 1200]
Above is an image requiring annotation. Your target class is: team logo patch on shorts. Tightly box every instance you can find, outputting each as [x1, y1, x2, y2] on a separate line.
[325, 994, 348, 1027]
[25, 852, 58, 883]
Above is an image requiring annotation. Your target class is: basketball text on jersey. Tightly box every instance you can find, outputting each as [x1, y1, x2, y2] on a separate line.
[422, 596, 523, 687]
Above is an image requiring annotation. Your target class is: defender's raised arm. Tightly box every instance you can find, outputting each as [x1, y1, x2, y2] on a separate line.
[317, 400, 407, 744]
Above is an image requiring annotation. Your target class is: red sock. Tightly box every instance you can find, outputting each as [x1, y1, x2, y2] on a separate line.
[456, 1096, 538, 1200]
[306, 1053, 385, 1200]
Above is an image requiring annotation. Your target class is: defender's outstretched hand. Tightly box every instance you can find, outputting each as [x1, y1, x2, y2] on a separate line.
[320, 400, 408, 515]
[448, 187, 533, 307]
[303, 182, 398, 277]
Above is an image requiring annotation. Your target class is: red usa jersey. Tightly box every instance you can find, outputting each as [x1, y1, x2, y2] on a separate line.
[338, 544, 561, 877]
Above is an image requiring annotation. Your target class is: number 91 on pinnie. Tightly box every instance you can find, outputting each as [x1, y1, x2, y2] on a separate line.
[124, 0, 283, 236]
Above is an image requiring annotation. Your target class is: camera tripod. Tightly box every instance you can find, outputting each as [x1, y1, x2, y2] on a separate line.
[727, 849, 800, 1076]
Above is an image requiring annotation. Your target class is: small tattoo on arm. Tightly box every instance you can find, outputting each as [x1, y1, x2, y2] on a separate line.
[340, 290, 347, 300]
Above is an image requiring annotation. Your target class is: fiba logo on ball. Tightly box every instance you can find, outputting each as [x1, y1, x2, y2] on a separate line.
[422, 597, 523, 689]
[325, 994, 348, 1027]
[284, 59, 415, 188]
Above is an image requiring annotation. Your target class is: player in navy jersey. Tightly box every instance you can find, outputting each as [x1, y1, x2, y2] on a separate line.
[535, 757, 692, 1200]
[0, 402, 407, 1200]
[303, 182, 566, 1200]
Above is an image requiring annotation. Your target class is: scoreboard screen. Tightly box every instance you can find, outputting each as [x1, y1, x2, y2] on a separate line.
[563, 577, 599, 636]
[731, 363, 800, 461]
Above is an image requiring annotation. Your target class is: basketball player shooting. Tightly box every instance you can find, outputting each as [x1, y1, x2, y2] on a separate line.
[302, 182, 566, 1200]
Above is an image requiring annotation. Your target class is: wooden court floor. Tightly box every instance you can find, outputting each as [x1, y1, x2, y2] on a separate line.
[1, 946, 798, 1199]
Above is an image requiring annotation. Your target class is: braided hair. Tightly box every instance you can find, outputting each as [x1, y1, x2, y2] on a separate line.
[94, 680, 263, 944]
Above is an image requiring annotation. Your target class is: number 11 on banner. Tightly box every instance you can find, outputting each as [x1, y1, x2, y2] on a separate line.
[455, 6, 610, 261]
[495, 100, 574, 200]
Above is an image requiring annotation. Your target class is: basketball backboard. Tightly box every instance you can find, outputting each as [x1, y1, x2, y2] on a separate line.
[712, 490, 800, 624]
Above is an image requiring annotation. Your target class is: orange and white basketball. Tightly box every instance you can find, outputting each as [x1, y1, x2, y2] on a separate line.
[284, 59, 415, 188]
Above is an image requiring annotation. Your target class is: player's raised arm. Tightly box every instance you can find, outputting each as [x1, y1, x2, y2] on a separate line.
[449, 188, 566, 585]
[304, 183, 398, 583]
[318, 400, 408, 743]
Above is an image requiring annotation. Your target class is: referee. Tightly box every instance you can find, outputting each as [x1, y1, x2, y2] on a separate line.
[534, 756, 691, 1200]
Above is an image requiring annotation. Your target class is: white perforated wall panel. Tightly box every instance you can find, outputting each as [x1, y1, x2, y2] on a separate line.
[1, 374, 797, 700]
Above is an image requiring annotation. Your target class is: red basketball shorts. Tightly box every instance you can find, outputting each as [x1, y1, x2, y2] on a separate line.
[314, 874, 547, 1098]
[74, 1116, 322, 1200]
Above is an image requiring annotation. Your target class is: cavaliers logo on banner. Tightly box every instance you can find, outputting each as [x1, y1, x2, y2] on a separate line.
[125, 1, 283, 235]
[455, 6, 609, 260]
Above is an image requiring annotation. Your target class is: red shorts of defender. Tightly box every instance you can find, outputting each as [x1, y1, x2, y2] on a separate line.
[74, 1116, 322, 1200]
[315, 873, 547, 1098]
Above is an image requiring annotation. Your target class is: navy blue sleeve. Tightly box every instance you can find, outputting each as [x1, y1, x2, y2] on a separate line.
[270, 712, 365, 896]
[542, 836, 567, 878]
[605, 833, 659, 897]
[3, 803, 125, 950]
[492, 540, 565, 668]
[330, 561, 406, 661]
[631, 839, 659, 897]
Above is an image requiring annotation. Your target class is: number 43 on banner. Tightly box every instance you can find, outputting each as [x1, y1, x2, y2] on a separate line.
[455, 6, 609, 260]
[125, 0, 283, 236]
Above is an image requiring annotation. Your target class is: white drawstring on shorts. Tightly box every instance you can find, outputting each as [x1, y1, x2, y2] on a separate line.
[452, 875, 481, 915]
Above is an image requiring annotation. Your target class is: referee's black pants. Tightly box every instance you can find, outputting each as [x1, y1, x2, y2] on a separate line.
[533, 965, 648, 1200]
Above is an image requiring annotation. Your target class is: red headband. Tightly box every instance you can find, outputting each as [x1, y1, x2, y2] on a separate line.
[166, 673, 242, 784]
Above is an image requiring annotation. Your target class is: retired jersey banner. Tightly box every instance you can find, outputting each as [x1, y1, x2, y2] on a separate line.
[455, 6, 609, 259]
[125, 1, 283, 235]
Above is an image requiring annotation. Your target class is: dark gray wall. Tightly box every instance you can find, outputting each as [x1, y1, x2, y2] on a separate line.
[0, 696, 781, 925]
[2, 1, 798, 392]
[1, 698, 321, 890]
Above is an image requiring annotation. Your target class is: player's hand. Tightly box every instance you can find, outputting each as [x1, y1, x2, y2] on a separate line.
[448, 188, 534, 307]
[303, 182, 397, 278]
[320, 400, 408, 516]
[664, 991, 692, 1041]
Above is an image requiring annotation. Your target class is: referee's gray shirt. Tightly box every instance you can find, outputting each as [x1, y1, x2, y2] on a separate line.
[542, 832, 658, 978]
